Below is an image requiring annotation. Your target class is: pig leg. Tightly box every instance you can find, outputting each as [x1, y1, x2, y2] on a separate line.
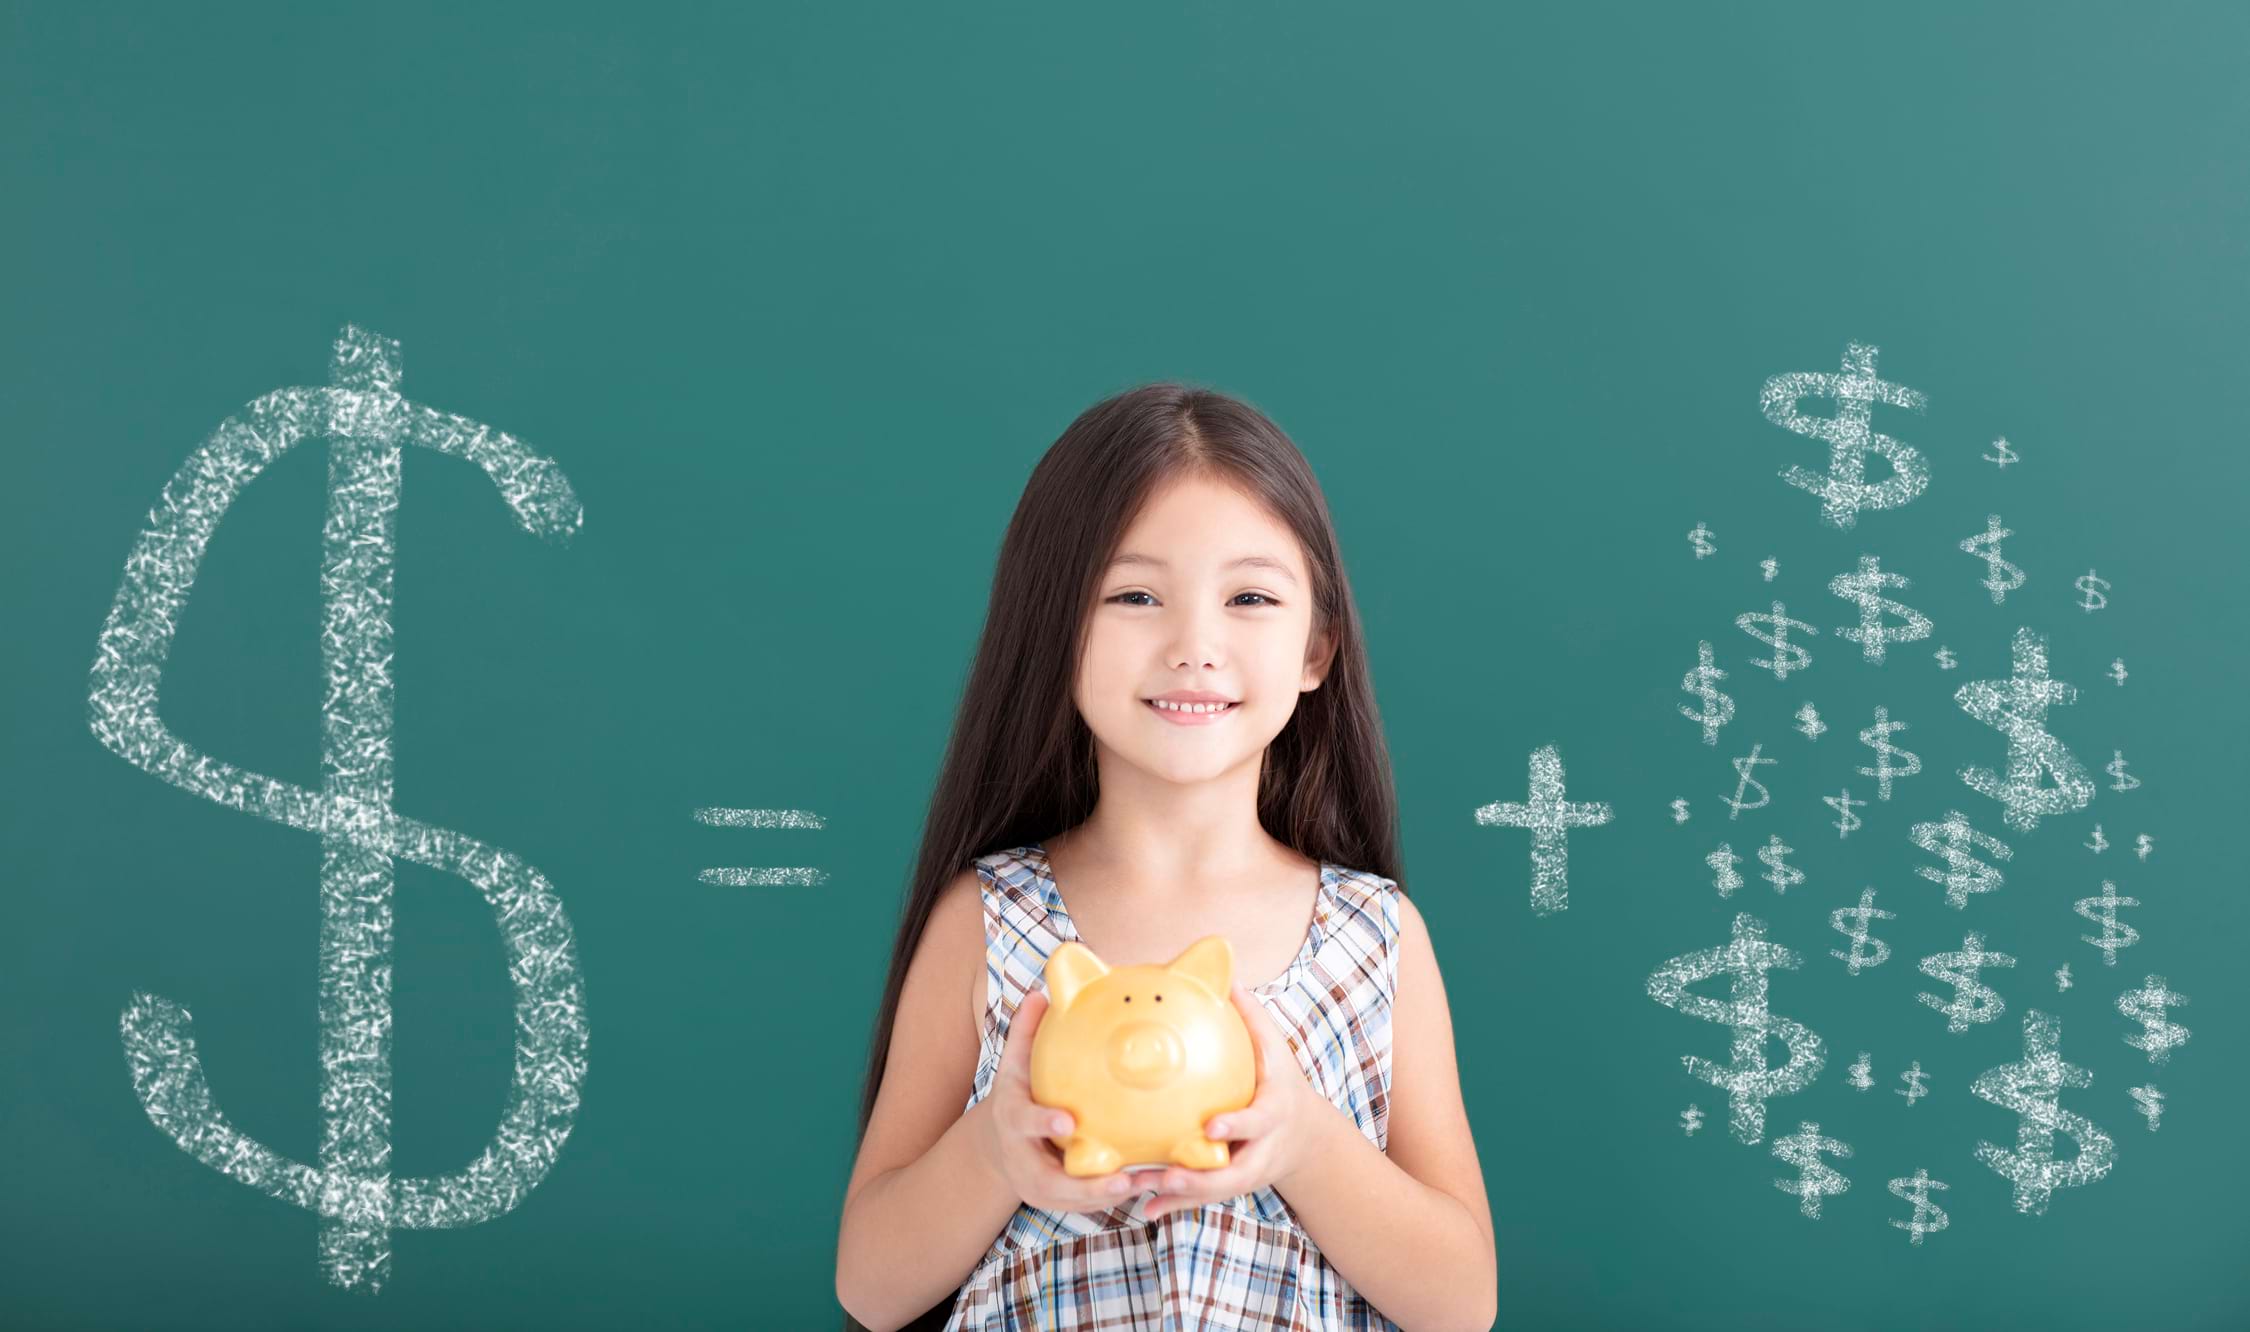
[1167, 1133, 1230, 1170]
[1061, 1135, 1126, 1177]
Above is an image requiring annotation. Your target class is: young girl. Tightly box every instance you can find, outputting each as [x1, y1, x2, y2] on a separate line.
[835, 384, 1496, 1332]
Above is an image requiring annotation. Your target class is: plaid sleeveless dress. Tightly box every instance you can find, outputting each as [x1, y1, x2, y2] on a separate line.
[945, 842, 1404, 1331]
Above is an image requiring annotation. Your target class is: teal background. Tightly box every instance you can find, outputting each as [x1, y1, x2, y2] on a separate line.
[5, 2, 2246, 1328]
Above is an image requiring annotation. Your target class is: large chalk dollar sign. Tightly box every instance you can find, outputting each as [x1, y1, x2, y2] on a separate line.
[1760, 341, 1931, 530]
[88, 325, 589, 1292]
[1646, 912, 1826, 1146]
[1970, 1009, 2114, 1214]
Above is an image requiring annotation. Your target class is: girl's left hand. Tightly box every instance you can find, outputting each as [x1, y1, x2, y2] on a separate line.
[1141, 979, 1328, 1220]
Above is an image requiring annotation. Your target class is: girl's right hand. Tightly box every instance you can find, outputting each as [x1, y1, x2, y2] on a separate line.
[977, 986, 1162, 1214]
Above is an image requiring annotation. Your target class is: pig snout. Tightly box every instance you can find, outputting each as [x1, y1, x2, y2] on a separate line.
[1104, 1021, 1186, 1089]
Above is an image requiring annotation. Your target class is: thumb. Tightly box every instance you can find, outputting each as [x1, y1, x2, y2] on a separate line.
[1002, 986, 1048, 1072]
[1229, 982, 1273, 1074]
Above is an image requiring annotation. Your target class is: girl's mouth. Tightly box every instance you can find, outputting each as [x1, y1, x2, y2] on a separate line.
[1143, 699, 1240, 726]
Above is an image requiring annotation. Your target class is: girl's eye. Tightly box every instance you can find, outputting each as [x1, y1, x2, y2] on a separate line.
[1108, 592, 1276, 608]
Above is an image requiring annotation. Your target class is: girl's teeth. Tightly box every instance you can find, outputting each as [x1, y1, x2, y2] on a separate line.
[1148, 699, 1235, 714]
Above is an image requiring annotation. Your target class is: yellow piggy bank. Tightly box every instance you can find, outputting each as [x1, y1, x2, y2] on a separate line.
[1029, 934, 1256, 1177]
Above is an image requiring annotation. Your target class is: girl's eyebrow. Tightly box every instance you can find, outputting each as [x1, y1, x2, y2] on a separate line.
[1107, 552, 1300, 586]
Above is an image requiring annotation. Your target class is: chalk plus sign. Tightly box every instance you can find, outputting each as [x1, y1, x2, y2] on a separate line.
[1475, 745, 1614, 916]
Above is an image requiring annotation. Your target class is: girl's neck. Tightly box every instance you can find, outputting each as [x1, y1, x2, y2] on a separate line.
[1043, 823, 1312, 903]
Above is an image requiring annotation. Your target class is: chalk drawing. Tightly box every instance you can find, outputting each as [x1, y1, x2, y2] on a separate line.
[2074, 880, 2141, 967]
[1917, 932, 2017, 1034]
[1707, 842, 1745, 898]
[1955, 625, 2094, 833]
[2128, 1086, 2164, 1131]
[1679, 640, 1735, 746]
[1897, 1062, 1930, 1106]
[2105, 750, 2141, 793]
[1688, 522, 1716, 559]
[1736, 601, 1817, 680]
[1474, 745, 1614, 916]
[2074, 569, 2110, 613]
[2116, 975, 2190, 1066]
[1971, 1009, 2115, 1215]
[1793, 702, 1826, 740]
[1828, 887, 1894, 976]
[1829, 554, 1933, 665]
[92, 326, 589, 1291]
[1771, 1121, 1853, 1218]
[1959, 514, 2026, 604]
[1761, 341, 1930, 530]
[1855, 705, 1922, 801]
[1647, 912, 1825, 1145]
[1887, 1170, 1951, 1245]
[1723, 743, 1776, 820]
[1823, 787, 1866, 838]
[1908, 809, 2012, 910]
[693, 807, 829, 885]
[1756, 833, 1803, 895]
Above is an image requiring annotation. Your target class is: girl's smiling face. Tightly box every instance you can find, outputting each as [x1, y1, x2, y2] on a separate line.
[1077, 472, 1333, 787]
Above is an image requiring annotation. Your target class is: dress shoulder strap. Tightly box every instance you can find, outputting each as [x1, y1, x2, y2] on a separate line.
[963, 847, 1060, 1113]
[1309, 865, 1402, 1006]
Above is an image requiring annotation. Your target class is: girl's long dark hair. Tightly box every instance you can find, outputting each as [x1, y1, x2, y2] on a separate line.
[841, 382, 1406, 1331]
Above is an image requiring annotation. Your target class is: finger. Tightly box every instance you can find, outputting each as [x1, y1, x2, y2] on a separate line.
[1215, 1135, 1263, 1185]
[1147, 1150, 1255, 1217]
[1001, 990, 1047, 1070]
[1230, 983, 1275, 1077]
[1023, 1107, 1069, 1141]
[1092, 1169, 1159, 1201]
[996, 994, 1050, 1104]
[1004, 997, 1083, 1145]
[1204, 1106, 1257, 1141]
[1057, 1162, 1140, 1204]
[1237, 984, 1278, 1048]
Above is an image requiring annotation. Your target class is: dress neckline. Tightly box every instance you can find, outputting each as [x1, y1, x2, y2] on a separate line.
[1021, 840, 1334, 997]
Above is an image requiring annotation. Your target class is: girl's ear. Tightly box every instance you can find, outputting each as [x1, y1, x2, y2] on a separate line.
[1302, 626, 1337, 689]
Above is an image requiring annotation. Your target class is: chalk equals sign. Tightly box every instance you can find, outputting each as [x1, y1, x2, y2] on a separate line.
[694, 807, 830, 885]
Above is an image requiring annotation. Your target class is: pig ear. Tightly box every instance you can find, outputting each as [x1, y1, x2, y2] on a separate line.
[1165, 935, 1234, 999]
[1045, 941, 1109, 1010]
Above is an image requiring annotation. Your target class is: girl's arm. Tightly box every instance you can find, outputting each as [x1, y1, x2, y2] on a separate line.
[1274, 893, 1498, 1332]
[835, 873, 1020, 1331]
[837, 1096, 1021, 1331]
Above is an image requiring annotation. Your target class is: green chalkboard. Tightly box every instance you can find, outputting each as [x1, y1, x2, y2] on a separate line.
[5, 3, 2246, 1329]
